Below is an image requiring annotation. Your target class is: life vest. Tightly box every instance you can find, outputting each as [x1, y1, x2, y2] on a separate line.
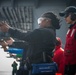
[64, 23, 76, 65]
[53, 47, 64, 75]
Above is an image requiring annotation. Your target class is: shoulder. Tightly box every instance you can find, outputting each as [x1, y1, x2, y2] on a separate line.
[73, 23, 76, 29]
[35, 28, 55, 33]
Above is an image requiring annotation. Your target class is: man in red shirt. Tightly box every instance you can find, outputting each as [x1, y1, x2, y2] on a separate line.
[52, 37, 65, 75]
[59, 6, 76, 75]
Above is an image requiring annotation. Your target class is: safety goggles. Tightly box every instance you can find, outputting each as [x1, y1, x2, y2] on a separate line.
[37, 17, 51, 24]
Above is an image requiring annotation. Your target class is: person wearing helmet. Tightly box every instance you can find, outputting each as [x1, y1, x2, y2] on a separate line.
[59, 6, 76, 75]
[0, 12, 60, 75]
[52, 37, 65, 75]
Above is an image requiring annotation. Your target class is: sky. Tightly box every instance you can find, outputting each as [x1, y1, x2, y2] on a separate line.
[0, 47, 20, 71]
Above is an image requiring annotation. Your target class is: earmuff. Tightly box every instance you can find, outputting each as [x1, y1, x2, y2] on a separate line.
[70, 13, 76, 21]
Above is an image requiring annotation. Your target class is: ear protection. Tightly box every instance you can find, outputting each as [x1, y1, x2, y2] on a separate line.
[70, 13, 76, 21]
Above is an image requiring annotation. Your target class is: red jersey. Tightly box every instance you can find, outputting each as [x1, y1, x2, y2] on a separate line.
[64, 23, 76, 65]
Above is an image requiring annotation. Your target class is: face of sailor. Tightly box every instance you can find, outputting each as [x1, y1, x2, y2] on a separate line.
[64, 13, 76, 24]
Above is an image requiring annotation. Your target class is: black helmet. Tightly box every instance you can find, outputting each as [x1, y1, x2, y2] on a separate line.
[59, 6, 76, 17]
[41, 12, 60, 29]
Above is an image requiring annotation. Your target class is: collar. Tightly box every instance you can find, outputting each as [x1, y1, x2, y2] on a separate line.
[69, 22, 76, 29]
[55, 45, 61, 51]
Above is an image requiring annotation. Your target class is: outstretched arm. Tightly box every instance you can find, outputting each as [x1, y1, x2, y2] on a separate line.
[0, 22, 29, 41]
